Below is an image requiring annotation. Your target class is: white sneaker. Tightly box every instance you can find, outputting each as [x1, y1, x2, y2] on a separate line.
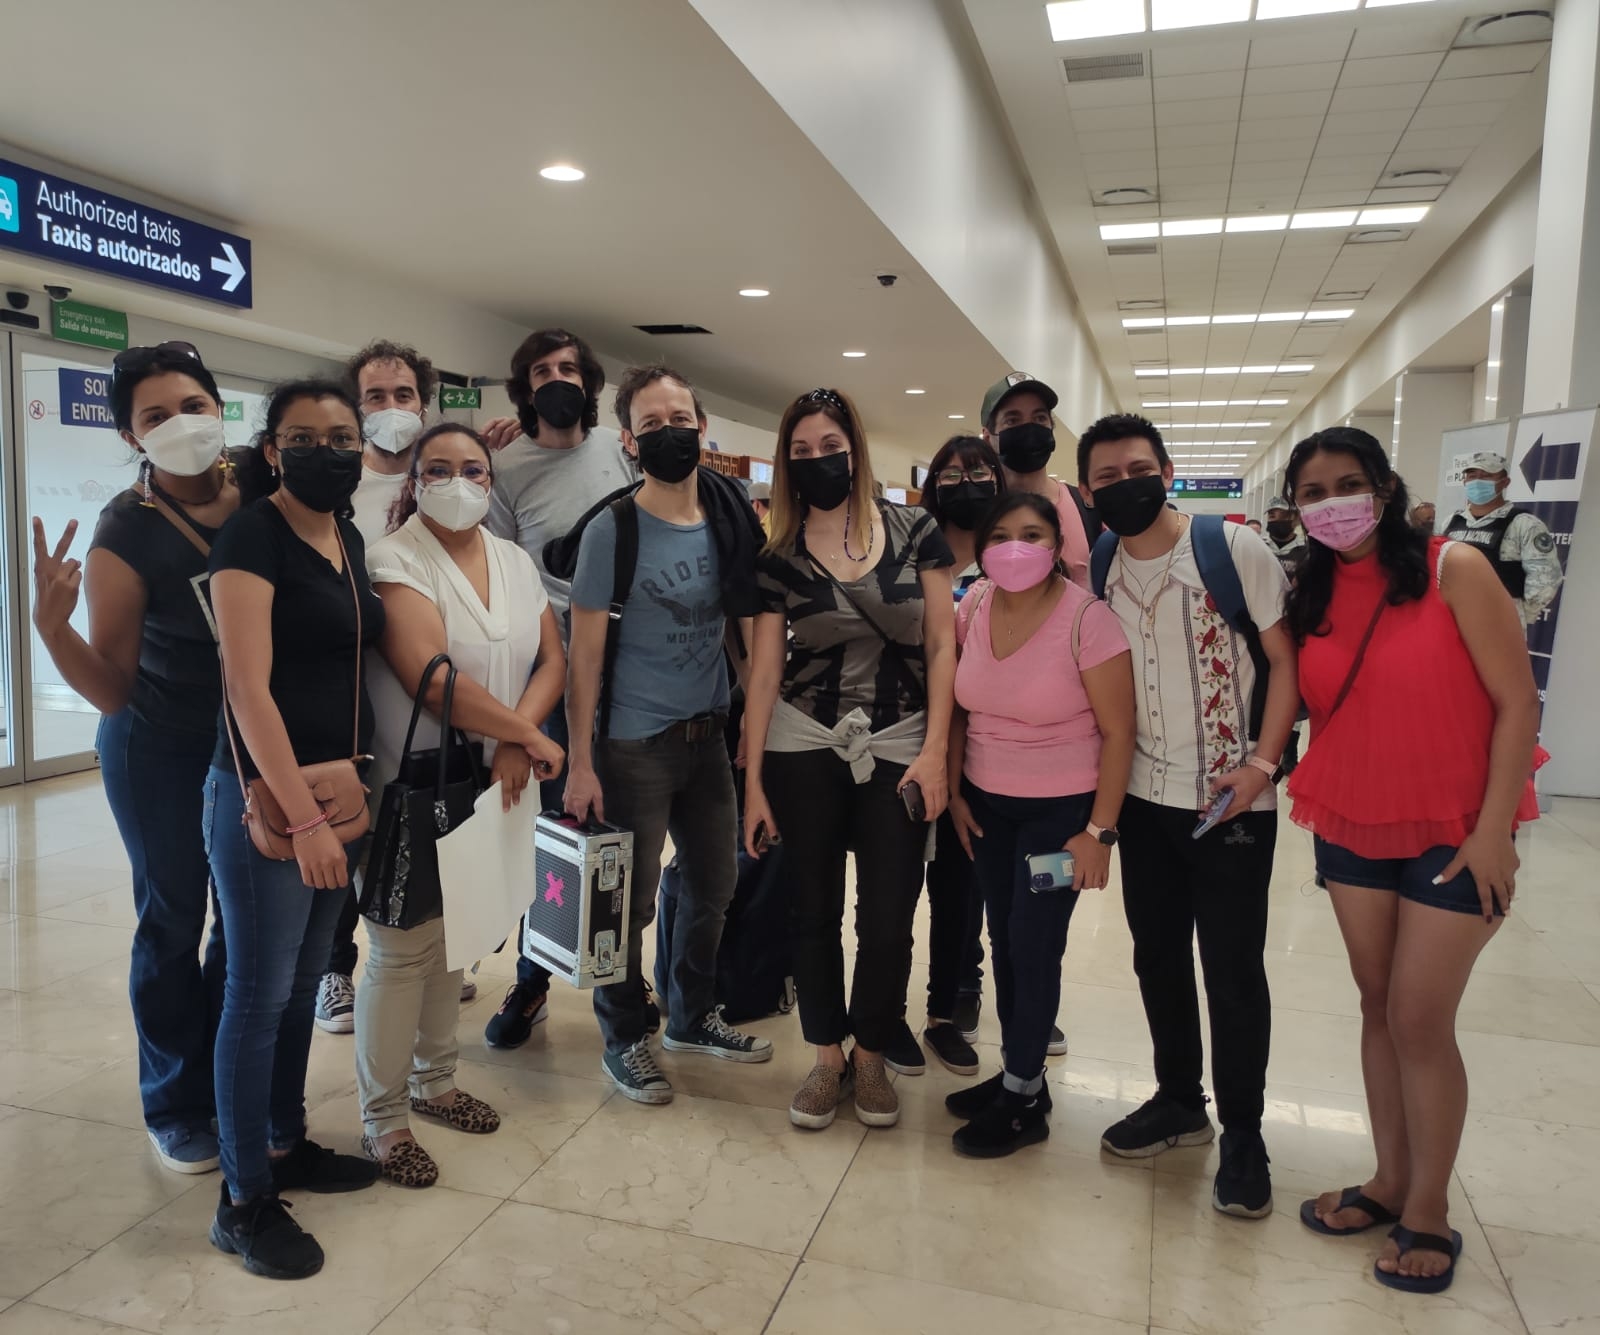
[460, 977, 478, 1003]
[315, 973, 355, 1034]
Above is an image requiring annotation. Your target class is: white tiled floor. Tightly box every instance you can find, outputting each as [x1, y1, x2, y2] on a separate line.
[1, 770, 1598, 1334]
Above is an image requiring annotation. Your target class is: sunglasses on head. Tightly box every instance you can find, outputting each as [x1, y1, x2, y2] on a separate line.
[798, 387, 846, 412]
[110, 340, 204, 386]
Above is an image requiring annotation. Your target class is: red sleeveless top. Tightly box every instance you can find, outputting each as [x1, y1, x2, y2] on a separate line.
[1288, 539, 1496, 858]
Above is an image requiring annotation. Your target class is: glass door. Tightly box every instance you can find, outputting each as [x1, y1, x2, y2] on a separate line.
[0, 341, 22, 786]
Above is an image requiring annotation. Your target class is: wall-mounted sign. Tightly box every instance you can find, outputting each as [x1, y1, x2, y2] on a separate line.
[1168, 477, 1243, 499]
[439, 386, 481, 410]
[0, 156, 253, 308]
[57, 368, 114, 429]
[222, 401, 245, 422]
[50, 298, 127, 351]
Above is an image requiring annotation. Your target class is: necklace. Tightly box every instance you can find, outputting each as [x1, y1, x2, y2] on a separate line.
[841, 500, 873, 562]
[995, 575, 1059, 645]
[141, 458, 229, 509]
[1116, 514, 1189, 627]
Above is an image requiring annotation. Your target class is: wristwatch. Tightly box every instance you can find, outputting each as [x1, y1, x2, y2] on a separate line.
[1086, 821, 1120, 846]
[1246, 755, 1285, 784]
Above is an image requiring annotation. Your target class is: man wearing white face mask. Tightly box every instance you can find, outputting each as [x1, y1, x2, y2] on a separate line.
[346, 340, 435, 550]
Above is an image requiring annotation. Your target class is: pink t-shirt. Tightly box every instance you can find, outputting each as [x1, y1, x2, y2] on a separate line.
[1052, 482, 1093, 590]
[955, 579, 1130, 798]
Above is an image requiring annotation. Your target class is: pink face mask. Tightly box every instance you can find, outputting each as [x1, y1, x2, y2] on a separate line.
[983, 540, 1057, 592]
[1299, 493, 1381, 551]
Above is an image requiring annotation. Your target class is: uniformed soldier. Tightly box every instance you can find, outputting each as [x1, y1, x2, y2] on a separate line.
[1444, 450, 1563, 626]
[1263, 496, 1308, 578]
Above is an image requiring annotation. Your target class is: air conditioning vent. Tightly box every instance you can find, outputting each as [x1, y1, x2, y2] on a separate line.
[1107, 241, 1158, 256]
[1126, 327, 1164, 336]
[1454, 10, 1554, 47]
[634, 323, 712, 336]
[1063, 52, 1146, 83]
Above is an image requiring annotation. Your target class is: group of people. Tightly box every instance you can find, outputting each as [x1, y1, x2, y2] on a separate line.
[32, 327, 1544, 1298]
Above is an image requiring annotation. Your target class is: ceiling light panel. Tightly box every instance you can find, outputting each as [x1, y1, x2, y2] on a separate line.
[1151, 0, 1250, 30]
[1144, 400, 1289, 408]
[1101, 222, 1162, 240]
[1045, 0, 1145, 41]
[1120, 311, 1351, 328]
[1255, 0, 1357, 17]
[1162, 217, 1225, 237]
[1357, 205, 1431, 225]
[1291, 209, 1360, 229]
[1225, 215, 1290, 233]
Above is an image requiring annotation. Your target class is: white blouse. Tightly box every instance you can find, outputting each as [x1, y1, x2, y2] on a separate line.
[365, 514, 549, 791]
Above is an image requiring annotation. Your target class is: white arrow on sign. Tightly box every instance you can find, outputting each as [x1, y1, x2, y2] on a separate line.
[210, 243, 247, 293]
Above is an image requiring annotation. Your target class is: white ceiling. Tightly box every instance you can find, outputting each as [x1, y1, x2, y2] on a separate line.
[0, 0, 1015, 465]
[962, 0, 1549, 471]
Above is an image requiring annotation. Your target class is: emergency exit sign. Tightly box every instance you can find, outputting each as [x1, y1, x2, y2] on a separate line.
[440, 386, 481, 410]
[51, 298, 127, 351]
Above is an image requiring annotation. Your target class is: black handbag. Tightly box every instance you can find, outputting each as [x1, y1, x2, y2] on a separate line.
[359, 654, 486, 929]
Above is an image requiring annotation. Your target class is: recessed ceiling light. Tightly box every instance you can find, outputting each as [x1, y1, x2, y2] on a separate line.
[1151, 0, 1249, 30]
[842, 350, 867, 358]
[1305, 308, 1356, 320]
[1225, 215, 1290, 233]
[1276, 364, 1314, 373]
[948, 414, 966, 420]
[1211, 313, 1257, 325]
[1137, 364, 1316, 377]
[1291, 209, 1360, 229]
[1120, 310, 1351, 329]
[1101, 222, 1162, 241]
[1257, 311, 1306, 323]
[1255, 0, 1357, 17]
[1144, 399, 1288, 408]
[738, 288, 770, 298]
[539, 164, 585, 182]
[1122, 317, 1167, 329]
[905, 388, 926, 395]
[1162, 218, 1224, 237]
[1045, 0, 1146, 41]
[1358, 205, 1430, 225]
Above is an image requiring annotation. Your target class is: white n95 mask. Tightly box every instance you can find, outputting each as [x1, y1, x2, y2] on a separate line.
[137, 413, 225, 476]
[364, 407, 424, 455]
[417, 476, 491, 532]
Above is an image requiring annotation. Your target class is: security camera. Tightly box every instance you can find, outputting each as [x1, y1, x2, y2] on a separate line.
[876, 273, 898, 287]
[4, 291, 28, 311]
[44, 285, 71, 302]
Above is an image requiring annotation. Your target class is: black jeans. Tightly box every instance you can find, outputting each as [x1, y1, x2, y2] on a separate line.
[924, 808, 985, 1020]
[1117, 794, 1275, 1135]
[965, 781, 1092, 1086]
[763, 747, 926, 1052]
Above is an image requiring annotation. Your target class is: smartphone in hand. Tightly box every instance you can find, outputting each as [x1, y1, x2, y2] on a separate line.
[1026, 849, 1077, 893]
[900, 780, 926, 822]
[1192, 788, 1236, 840]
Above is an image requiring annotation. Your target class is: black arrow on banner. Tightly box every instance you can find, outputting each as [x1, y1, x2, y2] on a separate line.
[1519, 434, 1582, 489]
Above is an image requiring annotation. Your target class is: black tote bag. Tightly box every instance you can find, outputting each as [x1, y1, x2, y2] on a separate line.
[360, 654, 486, 929]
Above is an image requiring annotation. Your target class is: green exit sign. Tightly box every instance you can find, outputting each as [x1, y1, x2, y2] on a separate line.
[51, 299, 129, 351]
[440, 386, 481, 410]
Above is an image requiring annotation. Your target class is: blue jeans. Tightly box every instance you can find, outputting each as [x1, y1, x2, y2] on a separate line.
[204, 767, 355, 1201]
[97, 710, 225, 1135]
[593, 721, 738, 1051]
[964, 781, 1093, 1088]
[514, 703, 566, 993]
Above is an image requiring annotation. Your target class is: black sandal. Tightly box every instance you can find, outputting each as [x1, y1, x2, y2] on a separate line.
[1299, 1185, 1401, 1236]
[1373, 1224, 1463, 1294]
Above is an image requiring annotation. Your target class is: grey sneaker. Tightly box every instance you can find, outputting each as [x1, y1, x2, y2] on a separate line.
[314, 973, 354, 1034]
[148, 1126, 220, 1174]
[662, 1006, 774, 1063]
[602, 1038, 674, 1105]
[790, 1063, 854, 1130]
[459, 977, 478, 1003]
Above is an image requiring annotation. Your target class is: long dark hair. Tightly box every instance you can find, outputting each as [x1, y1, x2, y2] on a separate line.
[233, 378, 363, 510]
[921, 434, 1005, 529]
[388, 422, 495, 533]
[1282, 426, 1428, 642]
[974, 491, 1067, 581]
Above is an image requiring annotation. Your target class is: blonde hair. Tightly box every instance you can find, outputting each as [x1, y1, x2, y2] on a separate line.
[765, 388, 878, 553]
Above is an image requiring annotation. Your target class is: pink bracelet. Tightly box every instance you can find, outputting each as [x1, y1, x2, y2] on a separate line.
[286, 811, 328, 837]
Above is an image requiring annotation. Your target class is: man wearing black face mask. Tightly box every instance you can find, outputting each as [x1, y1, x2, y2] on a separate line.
[1263, 497, 1308, 579]
[980, 373, 1093, 587]
[564, 365, 771, 1101]
[1077, 413, 1297, 1223]
[479, 328, 639, 1050]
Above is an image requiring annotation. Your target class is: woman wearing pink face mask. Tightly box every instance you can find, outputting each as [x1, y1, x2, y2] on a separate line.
[1284, 428, 1539, 1296]
[944, 492, 1134, 1157]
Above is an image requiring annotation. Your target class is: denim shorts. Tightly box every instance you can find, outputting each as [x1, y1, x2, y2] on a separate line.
[1313, 838, 1504, 916]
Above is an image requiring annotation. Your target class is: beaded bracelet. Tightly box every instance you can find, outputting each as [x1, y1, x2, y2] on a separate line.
[287, 811, 329, 837]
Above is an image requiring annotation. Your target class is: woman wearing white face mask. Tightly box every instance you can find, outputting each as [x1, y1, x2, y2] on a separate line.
[357, 423, 567, 1187]
[30, 341, 237, 1175]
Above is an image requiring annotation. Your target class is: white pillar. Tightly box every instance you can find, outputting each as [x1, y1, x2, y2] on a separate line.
[1392, 371, 1472, 502]
[1485, 290, 1531, 420]
[1529, 0, 1600, 796]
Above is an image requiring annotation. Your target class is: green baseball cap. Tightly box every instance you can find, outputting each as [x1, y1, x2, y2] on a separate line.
[981, 371, 1059, 430]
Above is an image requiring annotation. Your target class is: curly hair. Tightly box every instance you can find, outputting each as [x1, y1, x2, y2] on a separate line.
[344, 339, 437, 406]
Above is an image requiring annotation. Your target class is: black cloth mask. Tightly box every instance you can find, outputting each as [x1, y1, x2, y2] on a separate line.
[1092, 474, 1169, 538]
[523, 379, 587, 435]
[1267, 518, 1296, 544]
[997, 422, 1055, 474]
[635, 425, 702, 484]
[277, 445, 364, 514]
[936, 480, 998, 531]
[790, 452, 853, 512]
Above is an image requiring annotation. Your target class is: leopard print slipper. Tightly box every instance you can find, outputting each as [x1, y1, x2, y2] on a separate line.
[410, 1089, 501, 1134]
[361, 1134, 438, 1189]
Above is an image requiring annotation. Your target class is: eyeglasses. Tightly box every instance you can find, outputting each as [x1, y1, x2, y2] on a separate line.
[110, 340, 203, 385]
[274, 429, 363, 452]
[798, 387, 846, 411]
[420, 461, 492, 485]
[935, 465, 995, 486]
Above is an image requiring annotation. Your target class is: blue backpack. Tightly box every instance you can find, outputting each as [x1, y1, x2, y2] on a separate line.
[1090, 515, 1271, 741]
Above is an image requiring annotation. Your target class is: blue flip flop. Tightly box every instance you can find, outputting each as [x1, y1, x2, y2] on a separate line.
[1374, 1224, 1463, 1294]
[1299, 1186, 1401, 1236]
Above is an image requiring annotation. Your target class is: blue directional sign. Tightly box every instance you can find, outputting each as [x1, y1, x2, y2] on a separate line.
[58, 369, 114, 429]
[0, 157, 252, 309]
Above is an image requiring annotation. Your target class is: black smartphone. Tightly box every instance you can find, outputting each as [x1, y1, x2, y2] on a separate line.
[901, 780, 926, 822]
[754, 821, 781, 853]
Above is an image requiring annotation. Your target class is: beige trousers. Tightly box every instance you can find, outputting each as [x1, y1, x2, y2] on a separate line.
[355, 915, 461, 1137]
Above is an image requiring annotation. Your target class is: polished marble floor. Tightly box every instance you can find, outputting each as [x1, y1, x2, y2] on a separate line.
[0, 771, 1597, 1334]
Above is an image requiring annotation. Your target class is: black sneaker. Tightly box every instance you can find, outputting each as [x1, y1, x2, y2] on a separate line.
[269, 1137, 380, 1194]
[209, 1183, 323, 1280]
[484, 982, 549, 1050]
[662, 1006, 774, 1063]
[953, 992, 981, 1042]
[952, 1088, 1050, 1159]
[945, 1070, 1053, 1120]
[602, 1037, 674, 1104]
[1100, 1095, 1215, 1159]
[883, 1019, 925, 1076]
[1047, 1024, 1068, 1056]
[1213, 1129, 1273, 1218]
[923, 1022, 980, 1076]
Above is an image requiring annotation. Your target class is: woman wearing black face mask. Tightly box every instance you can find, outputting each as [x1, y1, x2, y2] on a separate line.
[744, 389, 957, 1132]
[204, 380, 385, 1279]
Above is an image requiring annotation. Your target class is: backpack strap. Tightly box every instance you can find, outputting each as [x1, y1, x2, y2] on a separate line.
[596, 495, 640, 741]
[1090, 529, 1119, 599]
[1190, 515, 1270, 743]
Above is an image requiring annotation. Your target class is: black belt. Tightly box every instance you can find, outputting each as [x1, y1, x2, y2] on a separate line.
[668, 712, 727, 744]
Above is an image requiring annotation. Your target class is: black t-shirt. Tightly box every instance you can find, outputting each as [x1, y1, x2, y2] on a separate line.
[89, 489, 222, 739]
[208, 499, 385, 778]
